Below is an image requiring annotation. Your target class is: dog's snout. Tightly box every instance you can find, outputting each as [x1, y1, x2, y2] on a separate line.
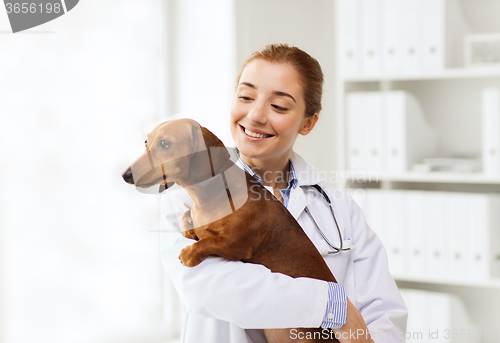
[122, 168, 135, 184]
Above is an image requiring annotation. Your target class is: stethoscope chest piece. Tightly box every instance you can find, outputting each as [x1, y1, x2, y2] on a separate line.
[300, 184, 356, 256]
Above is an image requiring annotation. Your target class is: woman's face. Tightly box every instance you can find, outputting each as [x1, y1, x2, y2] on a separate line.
[230, 60, 317, 164]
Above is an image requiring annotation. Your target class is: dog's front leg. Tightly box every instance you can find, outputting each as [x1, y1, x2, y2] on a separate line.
[179, 236, 252, 267]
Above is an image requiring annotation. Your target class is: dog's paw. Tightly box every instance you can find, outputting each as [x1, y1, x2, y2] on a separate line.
[182, 229, 198, 240]
[179, 246, 203, 267]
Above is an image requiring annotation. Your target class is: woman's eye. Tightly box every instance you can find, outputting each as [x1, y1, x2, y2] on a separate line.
[238, 95, 253, 101]
[272, 104, 288, 111]
[159, 140, 171, 149]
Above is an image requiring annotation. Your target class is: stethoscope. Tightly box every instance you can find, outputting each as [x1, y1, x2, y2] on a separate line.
[300, 184, 357, 256]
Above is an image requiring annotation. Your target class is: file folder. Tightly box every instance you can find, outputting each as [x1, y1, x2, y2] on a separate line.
[381, 0, 402, 72]
[482, 88, 500, 176]
[337, 0, 361, 76]
[384, 91, 437, 174]
[447, 193, 470, 279]
[360, 0, 382, 74]
[422, 0, 445, 70]
[423, 192, 450, 278]
[467, 194, 500, 280]
[400, 0, 423, 71]
[406, 191, 427, 278]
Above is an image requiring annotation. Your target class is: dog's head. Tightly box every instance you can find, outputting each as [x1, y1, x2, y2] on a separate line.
[122, 119, 230, 192]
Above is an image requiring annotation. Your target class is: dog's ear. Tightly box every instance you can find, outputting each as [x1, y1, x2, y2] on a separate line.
[201, 126, 230, 173]
[189, 125, 230, 185]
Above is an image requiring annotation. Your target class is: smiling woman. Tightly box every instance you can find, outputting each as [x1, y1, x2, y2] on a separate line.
[160, 43, 407, 343]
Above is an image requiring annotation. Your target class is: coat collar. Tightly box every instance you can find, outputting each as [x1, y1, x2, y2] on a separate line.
[287, 152, 326, 220]
[289, 152, 326, 187]
[232, 149, 326, 220]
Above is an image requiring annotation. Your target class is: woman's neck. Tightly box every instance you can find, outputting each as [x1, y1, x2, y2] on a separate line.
[240, 153, 291, 191]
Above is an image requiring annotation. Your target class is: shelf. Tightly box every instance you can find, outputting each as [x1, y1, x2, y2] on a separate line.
[341, 66, 500, 83]
[394, 274, 500, 290]
[347, 172, 500, 185]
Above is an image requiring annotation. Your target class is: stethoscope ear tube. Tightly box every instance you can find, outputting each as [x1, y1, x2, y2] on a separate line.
[301, 185, 355, 255]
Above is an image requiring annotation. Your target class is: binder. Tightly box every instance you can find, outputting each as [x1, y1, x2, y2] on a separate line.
[347, 92, 369, 173]
[447, 193, 470, 279]
[482, 88, 500, 176]
[337, 0, 361, 76]
[364, 189, 386, 242]
[400, 0, 423, 71]
[384, 190, 407, 275]
[421, 0, 445, 70]
[364, 190, 392, 266]
[403, 289, 428, 343]
[384, 91, 437, 174]
[348, 188, 368, 213]
[360, 0, 382, 74]
[424, 191, 450, 278]
[467, 194, 500, 280]
[381, 0, 402, 72]
[347, 92, 383, 174]
[365, 93, 383, 173]
[406, 191, 427, 278]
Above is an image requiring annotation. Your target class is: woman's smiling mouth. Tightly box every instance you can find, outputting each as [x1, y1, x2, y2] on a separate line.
[240, 125, 274, 139]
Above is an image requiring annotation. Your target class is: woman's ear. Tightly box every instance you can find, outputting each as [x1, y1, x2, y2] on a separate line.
[299, 113, 319, 136]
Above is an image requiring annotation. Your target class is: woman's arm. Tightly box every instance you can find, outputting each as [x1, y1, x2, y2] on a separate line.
[160, 188, 341, 329]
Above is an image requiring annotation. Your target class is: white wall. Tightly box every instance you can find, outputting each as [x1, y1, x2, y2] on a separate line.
[164, 0, 237, 147]
[0, 1, 169, 342]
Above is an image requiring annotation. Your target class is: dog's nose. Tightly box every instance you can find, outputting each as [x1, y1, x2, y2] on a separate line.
[122, 168, 135, 184]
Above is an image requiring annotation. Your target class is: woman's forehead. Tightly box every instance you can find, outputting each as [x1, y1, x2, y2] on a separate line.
[239, 60, 303, 94]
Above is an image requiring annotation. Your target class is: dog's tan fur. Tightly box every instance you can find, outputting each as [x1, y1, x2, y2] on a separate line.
[123, 119, 339, 343]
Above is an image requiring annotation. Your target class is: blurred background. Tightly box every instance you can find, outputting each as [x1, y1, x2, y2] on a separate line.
[1, 0, 500, 342]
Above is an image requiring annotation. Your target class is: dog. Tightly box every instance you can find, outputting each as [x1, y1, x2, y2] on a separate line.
[123, 118, 340, 343]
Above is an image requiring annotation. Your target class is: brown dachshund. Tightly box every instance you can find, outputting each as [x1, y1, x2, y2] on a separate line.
[122, 118, 339, 343]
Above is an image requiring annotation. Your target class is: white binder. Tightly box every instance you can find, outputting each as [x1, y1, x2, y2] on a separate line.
[400, 0, 423, 71]
[447, 193, 470, 279]
[384, 91, 437, 174]
[365, 93, 383, 173]
[467, 194, 500, 280]
[428, 292, 480, 343]
[364, 189, 386, 243]
[381, 0, 402, 72]
[403, 289, 428, 343]
[384, 190, 407, 275]
[348, 188, 368, 213]
[347, 92, 383, 174]
[347, 92, 369, 173]
[421, 0, 445, 70]
[360, 0, 382, 74]
[424, 191, 450, 278]
[406, 191, 427, 278]
[337, 0, 361, 76]
[481, 88, 500, 176]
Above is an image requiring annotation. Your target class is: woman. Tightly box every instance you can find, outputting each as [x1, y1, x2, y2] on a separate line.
[160, 44, 407, 342]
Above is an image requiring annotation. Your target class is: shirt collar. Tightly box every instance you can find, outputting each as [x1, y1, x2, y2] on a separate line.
[234, 148, 298, 191]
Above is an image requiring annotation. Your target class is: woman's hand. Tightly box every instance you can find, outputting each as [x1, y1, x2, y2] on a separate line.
[332, 298, 374, 343]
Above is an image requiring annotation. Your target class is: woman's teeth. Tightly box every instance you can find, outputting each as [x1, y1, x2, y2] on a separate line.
[244, 128, 272, 138]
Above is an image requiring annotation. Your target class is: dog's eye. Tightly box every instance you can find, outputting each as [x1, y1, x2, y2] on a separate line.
[159, 140, 171, 150]
[144, 140, 148, 147]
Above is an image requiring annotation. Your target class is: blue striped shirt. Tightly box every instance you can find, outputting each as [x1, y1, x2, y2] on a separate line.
[235, 149, 347, 329]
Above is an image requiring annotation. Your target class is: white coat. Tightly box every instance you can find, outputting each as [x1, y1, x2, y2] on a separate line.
[160, 152, 408, 343]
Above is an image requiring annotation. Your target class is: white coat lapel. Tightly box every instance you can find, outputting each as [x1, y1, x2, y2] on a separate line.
[287, 152, 326, 220]
[287, 186, 308, 220]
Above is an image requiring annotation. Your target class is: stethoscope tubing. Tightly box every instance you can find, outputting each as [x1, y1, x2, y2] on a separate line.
[301, 184, 354, 255]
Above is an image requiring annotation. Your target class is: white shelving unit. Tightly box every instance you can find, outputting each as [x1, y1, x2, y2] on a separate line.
[335, 0, 500, 341]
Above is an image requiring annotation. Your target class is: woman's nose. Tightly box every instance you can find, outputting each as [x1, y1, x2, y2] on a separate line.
[247, 101, 267, 124]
